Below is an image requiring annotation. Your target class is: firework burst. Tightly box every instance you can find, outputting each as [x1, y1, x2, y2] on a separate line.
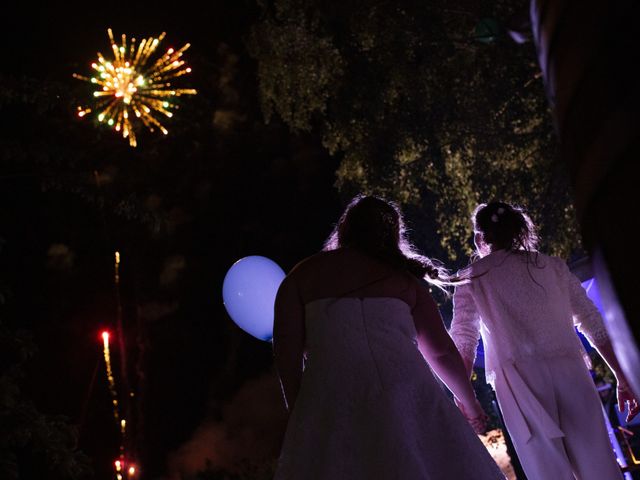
[74, 29, 197, 147]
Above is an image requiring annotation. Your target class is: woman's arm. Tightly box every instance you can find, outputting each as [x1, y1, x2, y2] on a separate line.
[412, 283, 484, 421]
[593, 342, 639, 421]
[273, 275, 306, 412]
[449, 284, 482, 378]
[561, 260, 640, 421]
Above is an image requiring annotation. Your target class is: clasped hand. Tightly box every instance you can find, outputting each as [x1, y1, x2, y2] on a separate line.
[618, 382, 640, 422]
[455, 397, 489, 435]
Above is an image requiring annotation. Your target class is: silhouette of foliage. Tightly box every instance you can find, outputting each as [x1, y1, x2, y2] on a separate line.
[249, 0, 580, 262]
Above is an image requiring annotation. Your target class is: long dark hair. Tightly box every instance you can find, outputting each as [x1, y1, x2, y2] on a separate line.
[323, 195, 449, 288]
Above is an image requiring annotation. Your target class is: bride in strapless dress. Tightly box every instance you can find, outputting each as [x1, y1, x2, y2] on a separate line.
[272, 196, 504, 480]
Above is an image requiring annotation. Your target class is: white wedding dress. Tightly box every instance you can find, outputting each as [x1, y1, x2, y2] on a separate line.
[274, 297, 504, 480]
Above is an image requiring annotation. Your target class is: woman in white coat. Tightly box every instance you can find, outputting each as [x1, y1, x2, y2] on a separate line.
[449, 201, 638, 480]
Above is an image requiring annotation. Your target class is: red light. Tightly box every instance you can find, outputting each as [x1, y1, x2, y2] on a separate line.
[101, 331, 110, 342]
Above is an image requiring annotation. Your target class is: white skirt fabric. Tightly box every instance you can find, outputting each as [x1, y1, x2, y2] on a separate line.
[274, 297, 505, 480]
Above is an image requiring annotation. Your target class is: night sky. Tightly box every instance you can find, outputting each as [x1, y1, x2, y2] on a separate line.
[1, 2, 344, 479]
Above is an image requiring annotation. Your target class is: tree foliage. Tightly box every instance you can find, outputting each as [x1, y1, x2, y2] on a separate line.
[249, 0, 580, 262]
[0, 323, 92, 480]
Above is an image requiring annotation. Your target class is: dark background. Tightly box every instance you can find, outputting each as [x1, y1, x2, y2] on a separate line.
[1, 1, 346, 478]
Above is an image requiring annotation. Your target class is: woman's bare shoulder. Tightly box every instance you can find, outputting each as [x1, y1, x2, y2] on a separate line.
[287, 250, 340, 273]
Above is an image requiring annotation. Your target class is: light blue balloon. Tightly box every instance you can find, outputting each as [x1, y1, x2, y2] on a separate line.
[222, 256, 286, 341]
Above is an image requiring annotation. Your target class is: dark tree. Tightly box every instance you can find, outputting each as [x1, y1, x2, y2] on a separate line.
[249, 0, 580, 263]
[0, 321, 92, 480]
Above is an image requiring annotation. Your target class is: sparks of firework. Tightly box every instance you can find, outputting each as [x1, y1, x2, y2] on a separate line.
[73, 28, 197, 147]
[114, 459, 137, 477]
[101, 330, 120, 421]
[115, 251, 120, 284]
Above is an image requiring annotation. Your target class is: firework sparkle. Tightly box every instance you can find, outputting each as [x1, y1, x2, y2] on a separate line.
[74, 28, 196, 147]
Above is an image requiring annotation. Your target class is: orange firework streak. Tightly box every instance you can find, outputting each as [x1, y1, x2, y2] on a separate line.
[101, 251, 138, 478]
[101, 330, 120, 421]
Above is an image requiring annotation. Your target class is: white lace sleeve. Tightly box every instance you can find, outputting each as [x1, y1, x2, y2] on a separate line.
[559, 259, 610, 347]
[449, 284, 481, 365]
